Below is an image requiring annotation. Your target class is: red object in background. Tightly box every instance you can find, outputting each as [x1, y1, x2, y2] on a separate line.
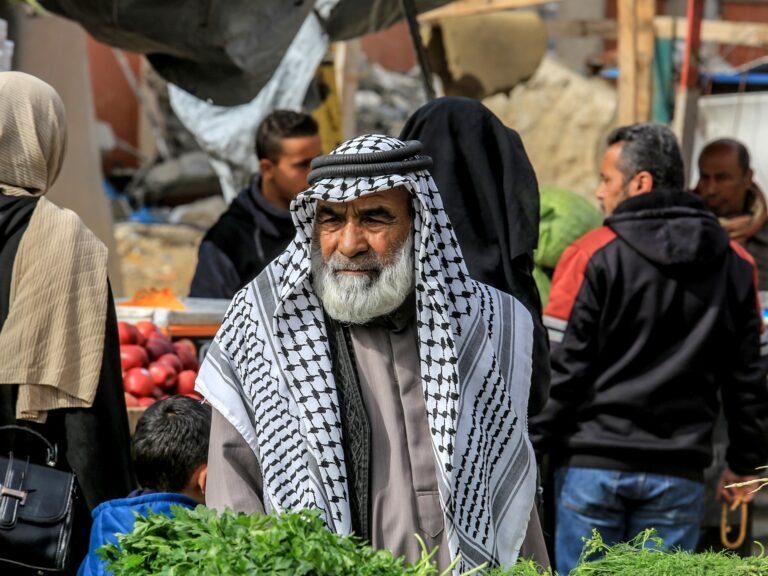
[118, 321, 142, 346]
[721, 2, 768, 68]
[173, 343, 200, 371]
[86, 36, 141, 173]
[604, 0, 768, 69]
[120, 345, 149, 371]
[136, 321, 161, 341]
[124, 367, 155, 398]
[149, 362, 177, 391]
[174, 338, 197, 356]
[145, 336, 175, 361]
[361, 21, 416, 72]
[137, 396, 156, 407]
[680, 0, 704, 91]
[176, 370, 198, 396]
[157, 353, 183, 374]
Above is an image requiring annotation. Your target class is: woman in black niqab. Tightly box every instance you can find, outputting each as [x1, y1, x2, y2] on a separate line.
[400, 97, 550, 414]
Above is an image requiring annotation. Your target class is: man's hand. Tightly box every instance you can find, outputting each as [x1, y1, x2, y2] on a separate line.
[718, 467, 759, 505]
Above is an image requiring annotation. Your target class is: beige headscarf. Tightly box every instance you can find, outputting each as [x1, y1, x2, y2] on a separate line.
[0, 72, 108, 422]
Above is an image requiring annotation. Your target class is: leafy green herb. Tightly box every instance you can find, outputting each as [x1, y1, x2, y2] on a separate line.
[489, 529, 768, 575]
[101, 507, 457, 576]
[101, 508, 768, 575]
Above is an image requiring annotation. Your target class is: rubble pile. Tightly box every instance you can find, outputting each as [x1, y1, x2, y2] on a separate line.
[353, 55, 617, 200]
[484, 57, 618, 199]
[356, 61, 427, 136]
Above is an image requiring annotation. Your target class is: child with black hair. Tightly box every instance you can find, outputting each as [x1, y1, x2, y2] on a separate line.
[78, 396, 211, 575]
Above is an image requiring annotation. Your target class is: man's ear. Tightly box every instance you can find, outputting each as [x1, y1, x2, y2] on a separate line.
[197, 464, 208, 496]
[632, 170, 654, 195]
[260, 158, 275, 180]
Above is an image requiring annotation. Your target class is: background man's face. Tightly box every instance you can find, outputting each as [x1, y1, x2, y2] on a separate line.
[314, 187, 412, 273]
[263, 134, 323, 206]
[697, 149, 752, 218]
[596, 143, 630, 216]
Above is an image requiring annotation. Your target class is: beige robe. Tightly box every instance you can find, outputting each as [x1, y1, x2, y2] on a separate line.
[206, 316, 549, 571]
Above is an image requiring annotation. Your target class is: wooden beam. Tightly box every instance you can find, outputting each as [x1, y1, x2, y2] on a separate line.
[545, 16, 768, 49]
[544, 19, 619, 38]
[655, 15, 768, 47]
[636, 0, 655, 123]
[617, 0, 638, 125]
[334, 40, 362, 140]
[419, 0, 558, 23]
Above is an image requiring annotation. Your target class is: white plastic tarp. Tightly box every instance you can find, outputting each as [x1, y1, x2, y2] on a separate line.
[691, 92, 768, 192]
[169, 11, 332, 202]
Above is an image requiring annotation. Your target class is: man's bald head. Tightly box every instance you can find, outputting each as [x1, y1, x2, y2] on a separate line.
[697, 138, 754, 218]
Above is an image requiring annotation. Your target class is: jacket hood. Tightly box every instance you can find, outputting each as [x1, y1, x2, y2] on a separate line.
[606, 190, 730, 268]
[230, 176, 293, 239]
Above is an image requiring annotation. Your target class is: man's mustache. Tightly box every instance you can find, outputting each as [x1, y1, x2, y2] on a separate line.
[324, 252, 383, 273]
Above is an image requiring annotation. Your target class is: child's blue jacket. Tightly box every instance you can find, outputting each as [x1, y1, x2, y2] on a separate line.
[77, 491, 198, 575]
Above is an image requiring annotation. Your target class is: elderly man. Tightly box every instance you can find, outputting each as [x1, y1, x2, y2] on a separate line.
[694, 139, 768, 554]
[197, 135, 539, 572]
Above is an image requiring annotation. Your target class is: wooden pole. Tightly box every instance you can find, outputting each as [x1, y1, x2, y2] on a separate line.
[617, 0, 638, 125]
[618, 0, 655, 125]
[334, 40, 361, 140]
[420, 0, 558, 23]
[544, 17, 768, 49]
[672, 0, 703, 183]
[636, 0, 655, 123]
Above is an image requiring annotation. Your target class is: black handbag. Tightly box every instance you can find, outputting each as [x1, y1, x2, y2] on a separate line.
[0, 425, 76, 573]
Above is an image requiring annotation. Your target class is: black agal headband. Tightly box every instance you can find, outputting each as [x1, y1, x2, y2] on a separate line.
[307, 140, 433, 185]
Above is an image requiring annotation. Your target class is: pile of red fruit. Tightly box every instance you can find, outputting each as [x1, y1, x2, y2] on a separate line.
[118, 320, 201, 408]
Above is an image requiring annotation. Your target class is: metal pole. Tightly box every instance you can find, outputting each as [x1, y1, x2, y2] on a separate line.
[400, 0, 436, 101]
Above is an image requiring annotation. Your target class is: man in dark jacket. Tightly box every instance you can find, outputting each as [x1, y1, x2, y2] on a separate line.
[190, 110, 322, 299]
[530, 124, 768, 575]
[695, 138, 768, 290]
[694, 139, 768, 553]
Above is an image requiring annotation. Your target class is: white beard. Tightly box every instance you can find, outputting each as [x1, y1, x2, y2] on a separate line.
[311, 233, 414, 325]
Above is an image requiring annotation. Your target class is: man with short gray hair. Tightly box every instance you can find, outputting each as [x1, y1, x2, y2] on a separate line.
[531, 123, 768, 575]
[197, 135, 541, 573]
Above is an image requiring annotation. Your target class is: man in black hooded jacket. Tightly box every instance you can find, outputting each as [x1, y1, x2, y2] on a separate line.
[190, 110, 322, 299]
[530, 124, 768, 575]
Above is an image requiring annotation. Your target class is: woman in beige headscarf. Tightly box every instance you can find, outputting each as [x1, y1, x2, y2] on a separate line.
[0, 71, 134, 573]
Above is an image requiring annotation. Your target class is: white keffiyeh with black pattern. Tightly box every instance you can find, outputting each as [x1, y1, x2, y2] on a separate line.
[197, 135, 537, 572]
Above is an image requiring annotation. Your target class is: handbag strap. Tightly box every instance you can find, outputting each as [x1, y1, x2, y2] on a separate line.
[0, 424, 57, 467]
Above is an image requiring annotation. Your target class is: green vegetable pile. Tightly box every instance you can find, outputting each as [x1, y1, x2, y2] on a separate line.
[489, 529, 768, 576]
[100, 507, 488, 576]
[564, 529, 768, 575]
[100, 506, 768, 575]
